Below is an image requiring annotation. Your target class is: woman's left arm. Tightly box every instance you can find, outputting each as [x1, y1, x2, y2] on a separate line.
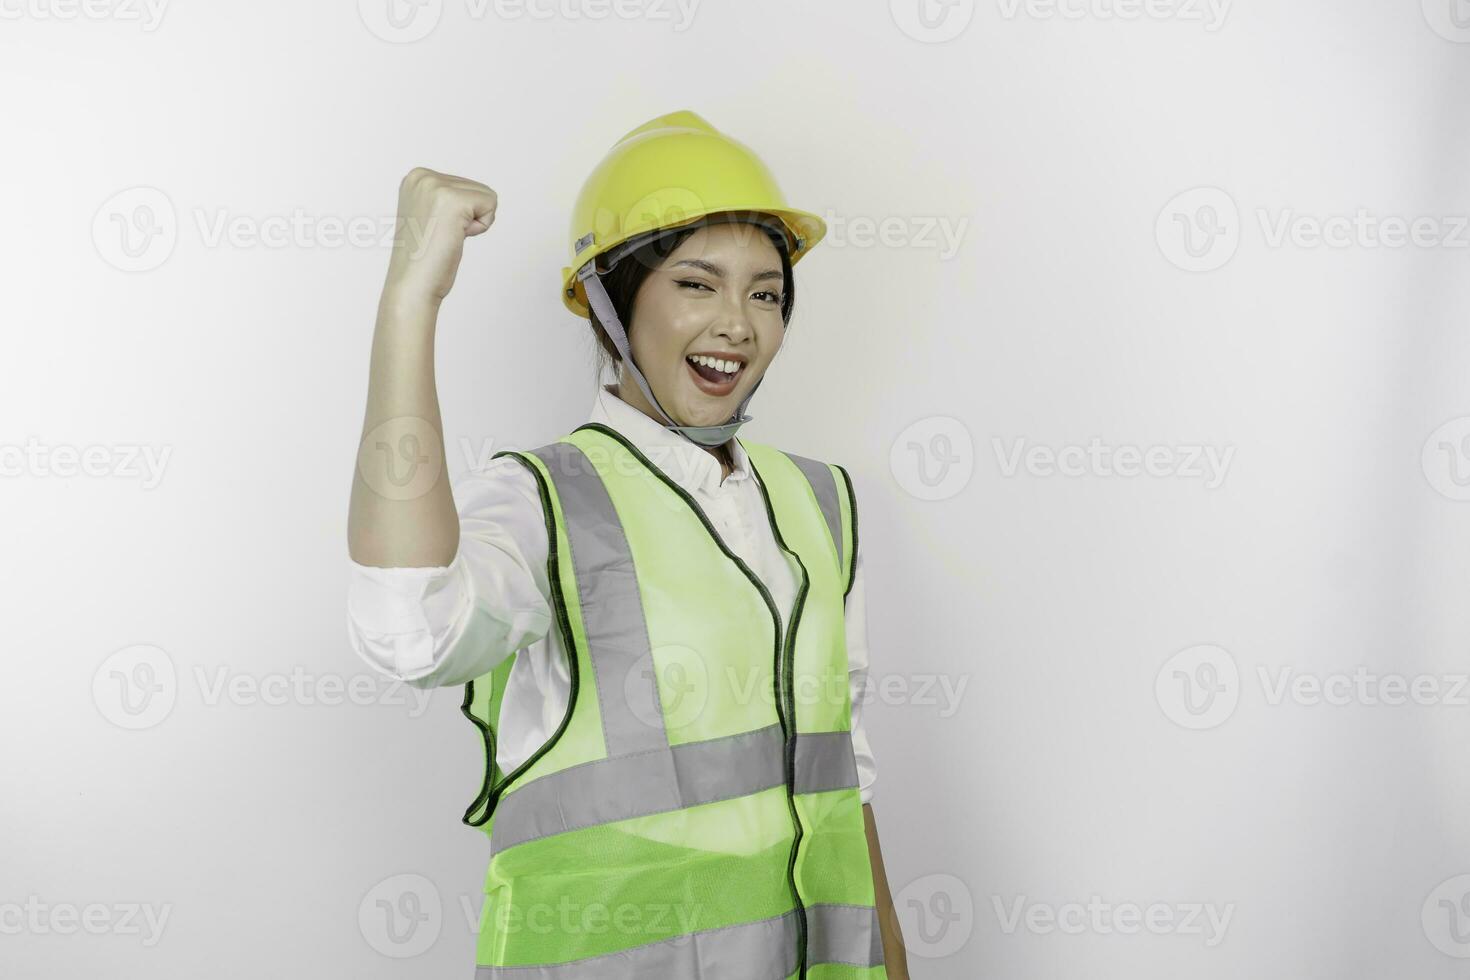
[840, 473, 909, 976]
[863, 802, 910, 978]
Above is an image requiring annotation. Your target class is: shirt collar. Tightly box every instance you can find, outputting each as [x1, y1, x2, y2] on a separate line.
[586, 383, 752, 494]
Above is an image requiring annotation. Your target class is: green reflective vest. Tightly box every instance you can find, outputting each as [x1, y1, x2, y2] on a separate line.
[460, 422, 887, 979]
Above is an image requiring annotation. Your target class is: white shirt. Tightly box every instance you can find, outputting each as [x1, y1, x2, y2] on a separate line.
[345, 383, 877, 804]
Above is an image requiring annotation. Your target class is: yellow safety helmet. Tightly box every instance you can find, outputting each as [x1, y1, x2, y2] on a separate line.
[561, 109, 827, 318]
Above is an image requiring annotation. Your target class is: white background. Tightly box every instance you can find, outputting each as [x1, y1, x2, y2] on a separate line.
[4, 0, 1470, 977]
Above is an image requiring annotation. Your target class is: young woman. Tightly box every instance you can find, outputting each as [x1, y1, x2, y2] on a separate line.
[347, 110, 908, 979]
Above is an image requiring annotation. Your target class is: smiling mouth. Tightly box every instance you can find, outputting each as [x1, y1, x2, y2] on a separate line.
[682, 357, 740, 393]
[685, 355, 743, 386]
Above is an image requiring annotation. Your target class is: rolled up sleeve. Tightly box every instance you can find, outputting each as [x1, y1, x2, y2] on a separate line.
[346, 455, 553, 689]
[845, 529, 878, 806]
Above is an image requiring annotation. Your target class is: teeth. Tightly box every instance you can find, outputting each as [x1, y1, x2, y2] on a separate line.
[689, 354, 742, 375]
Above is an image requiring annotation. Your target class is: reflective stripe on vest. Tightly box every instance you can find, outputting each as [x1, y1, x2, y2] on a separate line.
[467, 425, 883, 977]
[488, 725, 860, 857]
[783, 450, 845, 569]
[473, 904, 884, 979]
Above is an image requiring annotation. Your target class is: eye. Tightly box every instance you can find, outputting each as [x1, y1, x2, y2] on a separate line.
[677, 280, 782, 305]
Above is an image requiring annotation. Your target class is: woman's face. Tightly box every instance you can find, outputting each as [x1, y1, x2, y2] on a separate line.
[620, 220, 787, 431]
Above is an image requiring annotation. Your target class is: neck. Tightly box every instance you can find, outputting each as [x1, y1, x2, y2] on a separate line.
[609, 380, 734, 474]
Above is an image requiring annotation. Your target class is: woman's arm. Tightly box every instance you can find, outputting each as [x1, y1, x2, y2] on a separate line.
[864, 802, 911, 978]
[345, 170, 557, 691]
[840, 480, 908, 974]
[347, 167, 498, 569]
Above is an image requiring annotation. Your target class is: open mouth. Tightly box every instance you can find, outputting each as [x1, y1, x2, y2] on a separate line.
[685, 354, 744, 394]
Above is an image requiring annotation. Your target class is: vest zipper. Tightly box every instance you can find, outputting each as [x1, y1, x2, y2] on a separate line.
[573, 424, 812, 979]
[750, 457, 814, 980]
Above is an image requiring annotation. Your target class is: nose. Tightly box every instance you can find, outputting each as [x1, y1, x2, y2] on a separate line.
[710, 295, 754, 345]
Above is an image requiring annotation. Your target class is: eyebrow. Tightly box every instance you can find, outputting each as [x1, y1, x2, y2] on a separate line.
[670, 258, 784, 284]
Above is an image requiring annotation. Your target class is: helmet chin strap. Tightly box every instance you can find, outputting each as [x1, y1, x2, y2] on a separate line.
[577, 261, 762, 449]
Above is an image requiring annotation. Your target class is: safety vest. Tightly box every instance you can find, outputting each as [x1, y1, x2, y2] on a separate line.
[459, 422, 887, 979]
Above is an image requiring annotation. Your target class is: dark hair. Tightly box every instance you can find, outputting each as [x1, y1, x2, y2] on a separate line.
[584, 215, 797, 386]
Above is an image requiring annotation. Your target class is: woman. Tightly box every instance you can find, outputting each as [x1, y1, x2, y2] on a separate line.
[347, 110, 908, 979]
